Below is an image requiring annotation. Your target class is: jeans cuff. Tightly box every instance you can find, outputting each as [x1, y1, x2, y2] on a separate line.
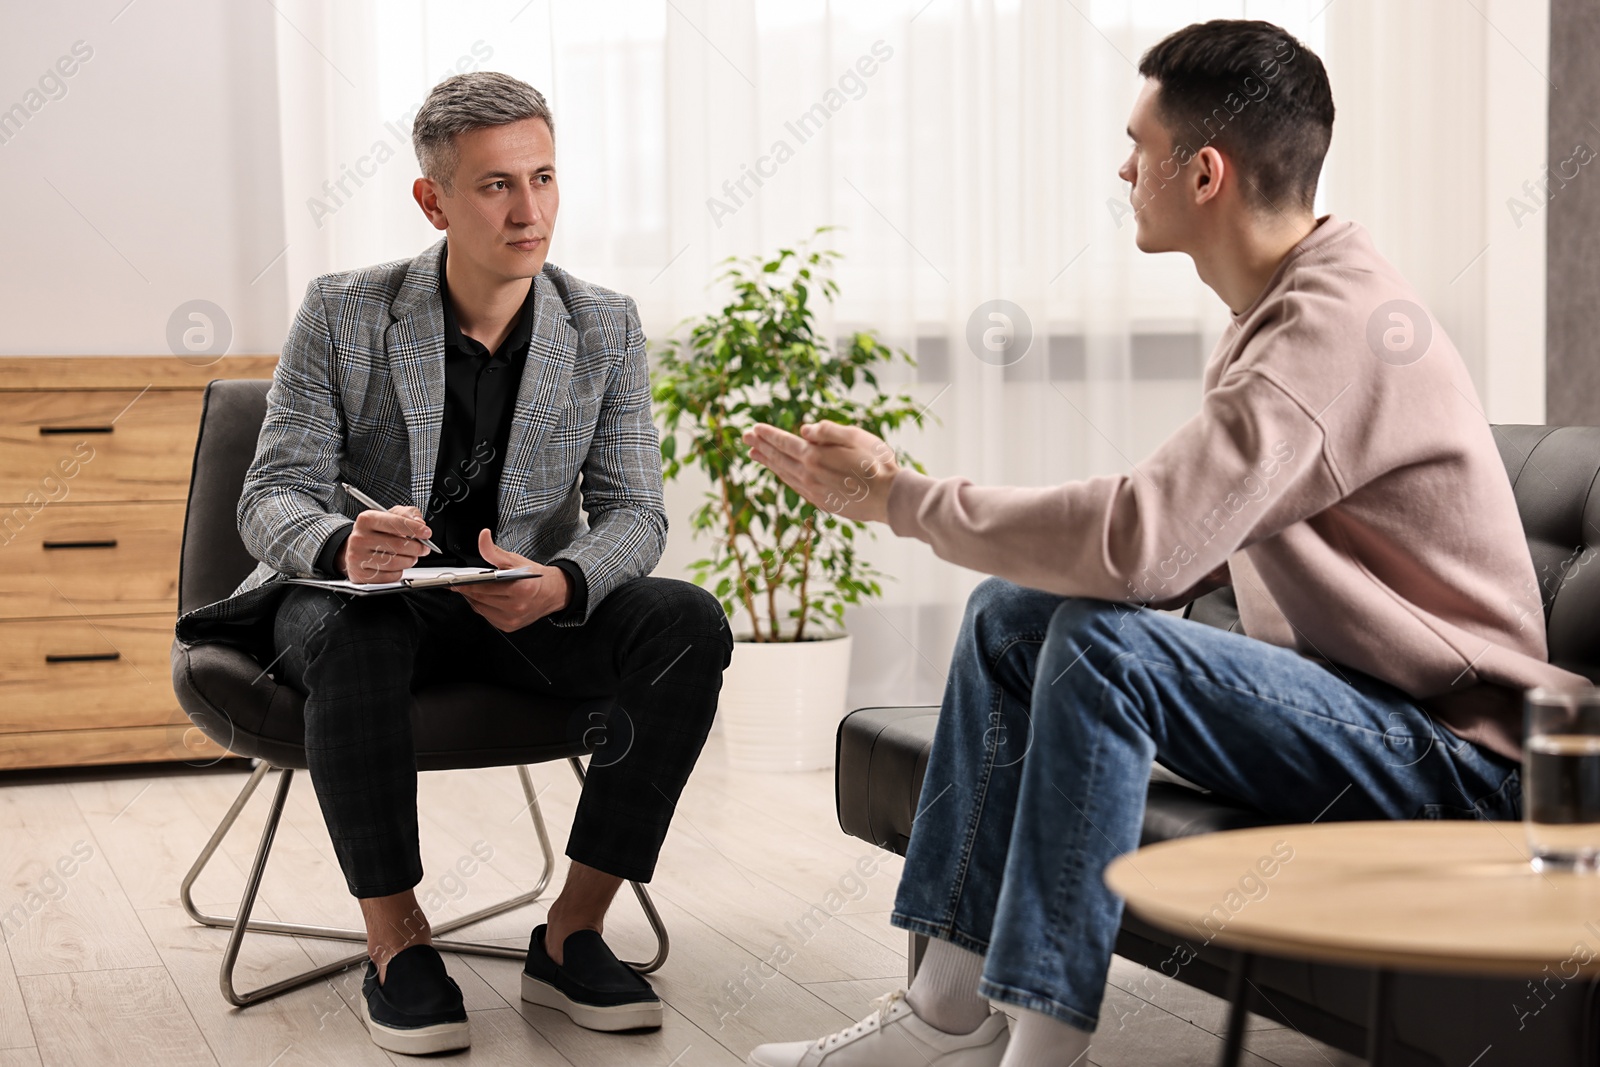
[889, 911, 991, 958]
[977, 976, 1099, 1032]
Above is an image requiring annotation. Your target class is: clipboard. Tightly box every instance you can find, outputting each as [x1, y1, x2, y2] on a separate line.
[284, 566, 538, 596]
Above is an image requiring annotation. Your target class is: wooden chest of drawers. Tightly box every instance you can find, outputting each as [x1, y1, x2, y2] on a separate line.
[0, 356, 276, 770]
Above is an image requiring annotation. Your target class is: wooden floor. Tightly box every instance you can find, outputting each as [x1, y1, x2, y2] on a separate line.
[0, 735, 1359, 1066]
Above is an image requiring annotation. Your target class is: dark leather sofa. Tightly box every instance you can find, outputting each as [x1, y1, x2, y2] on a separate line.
[835, 425, 1600, 1066]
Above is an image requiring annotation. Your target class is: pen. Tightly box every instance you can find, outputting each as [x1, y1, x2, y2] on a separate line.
[339, 481, 442, 554]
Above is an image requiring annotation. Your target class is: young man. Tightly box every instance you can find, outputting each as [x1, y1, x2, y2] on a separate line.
[743, 19, 1586, 1067]
[179, 72, 732, 1054]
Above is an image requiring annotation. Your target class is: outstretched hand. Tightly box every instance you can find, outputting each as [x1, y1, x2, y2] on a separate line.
[742, 419, 899, 525]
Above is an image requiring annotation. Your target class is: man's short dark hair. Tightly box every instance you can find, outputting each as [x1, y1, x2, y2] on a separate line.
[1138, 20, 1334, 212]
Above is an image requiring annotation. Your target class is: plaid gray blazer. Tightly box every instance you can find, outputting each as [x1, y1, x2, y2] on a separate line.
[185, 238, 665, 637]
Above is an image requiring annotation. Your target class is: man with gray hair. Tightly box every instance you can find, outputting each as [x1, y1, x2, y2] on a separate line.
[181, 71, 732, 1054]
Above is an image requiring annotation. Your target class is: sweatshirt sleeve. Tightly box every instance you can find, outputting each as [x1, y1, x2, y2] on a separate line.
[885, 369, 1346, 605]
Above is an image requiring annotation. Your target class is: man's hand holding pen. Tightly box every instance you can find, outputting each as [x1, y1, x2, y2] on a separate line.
[338, 505, 433, 583]
[337, 512, 570, 630]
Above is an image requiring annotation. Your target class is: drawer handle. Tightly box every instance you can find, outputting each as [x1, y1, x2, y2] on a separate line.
[39, 426, 114, 436]
[42, 539, 118, 550]
[45, 652, 121, 664]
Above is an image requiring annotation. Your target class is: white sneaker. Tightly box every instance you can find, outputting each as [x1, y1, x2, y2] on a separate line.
[747, 990, 1009, 1066]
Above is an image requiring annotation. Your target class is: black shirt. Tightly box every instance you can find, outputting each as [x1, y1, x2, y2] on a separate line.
[427, 260, 537, 567]
[317, 250, 587, 622]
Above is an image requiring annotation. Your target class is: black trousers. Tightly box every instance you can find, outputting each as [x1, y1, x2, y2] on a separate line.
[272, 576, 733, 898]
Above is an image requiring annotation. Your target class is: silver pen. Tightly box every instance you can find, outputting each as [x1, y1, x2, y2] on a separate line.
[339, 481, 442, 554]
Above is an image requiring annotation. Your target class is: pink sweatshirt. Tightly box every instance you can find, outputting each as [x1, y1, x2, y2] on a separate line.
[886, 216, 1587, 761]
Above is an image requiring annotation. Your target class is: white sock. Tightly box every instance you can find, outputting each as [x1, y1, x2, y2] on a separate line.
[998, 1006, 1092, 1067]
[906, 939, 991, 1035]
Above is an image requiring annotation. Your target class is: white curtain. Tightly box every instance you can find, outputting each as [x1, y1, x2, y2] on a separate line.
[269, 0, 1536, 709]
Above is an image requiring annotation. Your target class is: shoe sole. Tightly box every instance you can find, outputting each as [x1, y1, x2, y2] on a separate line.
[362, 998, 471, 1055]
[520, 971, 663, 1031]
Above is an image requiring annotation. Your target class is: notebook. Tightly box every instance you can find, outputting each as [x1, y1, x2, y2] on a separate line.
[284, 566, 538, 596]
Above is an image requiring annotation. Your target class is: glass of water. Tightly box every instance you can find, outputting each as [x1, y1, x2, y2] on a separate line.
[1525, 687, 1600, 872]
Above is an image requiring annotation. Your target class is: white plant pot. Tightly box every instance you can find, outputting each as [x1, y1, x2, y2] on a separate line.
[719, 634, 854, 772]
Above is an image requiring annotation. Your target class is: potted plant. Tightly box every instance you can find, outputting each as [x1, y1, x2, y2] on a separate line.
[653, 229, 929, 771]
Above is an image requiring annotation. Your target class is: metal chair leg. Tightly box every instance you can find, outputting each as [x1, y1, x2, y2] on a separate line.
[566, 756, 670, 973]
[181, 762, 564, 1006]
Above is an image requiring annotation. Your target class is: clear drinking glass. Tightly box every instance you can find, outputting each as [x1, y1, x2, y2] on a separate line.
[1524, 687, 1600, 872]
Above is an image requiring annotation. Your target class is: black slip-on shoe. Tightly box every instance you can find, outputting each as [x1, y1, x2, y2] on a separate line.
[361, 944, 471, 1055]
[521, 923, 663, 1032]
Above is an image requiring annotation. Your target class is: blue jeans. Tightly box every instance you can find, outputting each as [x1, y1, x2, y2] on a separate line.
[889, 578, 1523, 1030]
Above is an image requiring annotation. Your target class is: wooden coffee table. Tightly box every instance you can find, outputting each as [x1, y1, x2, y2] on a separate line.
[1105, 822, 1600, 1066]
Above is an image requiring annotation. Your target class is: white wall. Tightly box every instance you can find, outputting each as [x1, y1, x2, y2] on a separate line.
[0, 0, 288, 356]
